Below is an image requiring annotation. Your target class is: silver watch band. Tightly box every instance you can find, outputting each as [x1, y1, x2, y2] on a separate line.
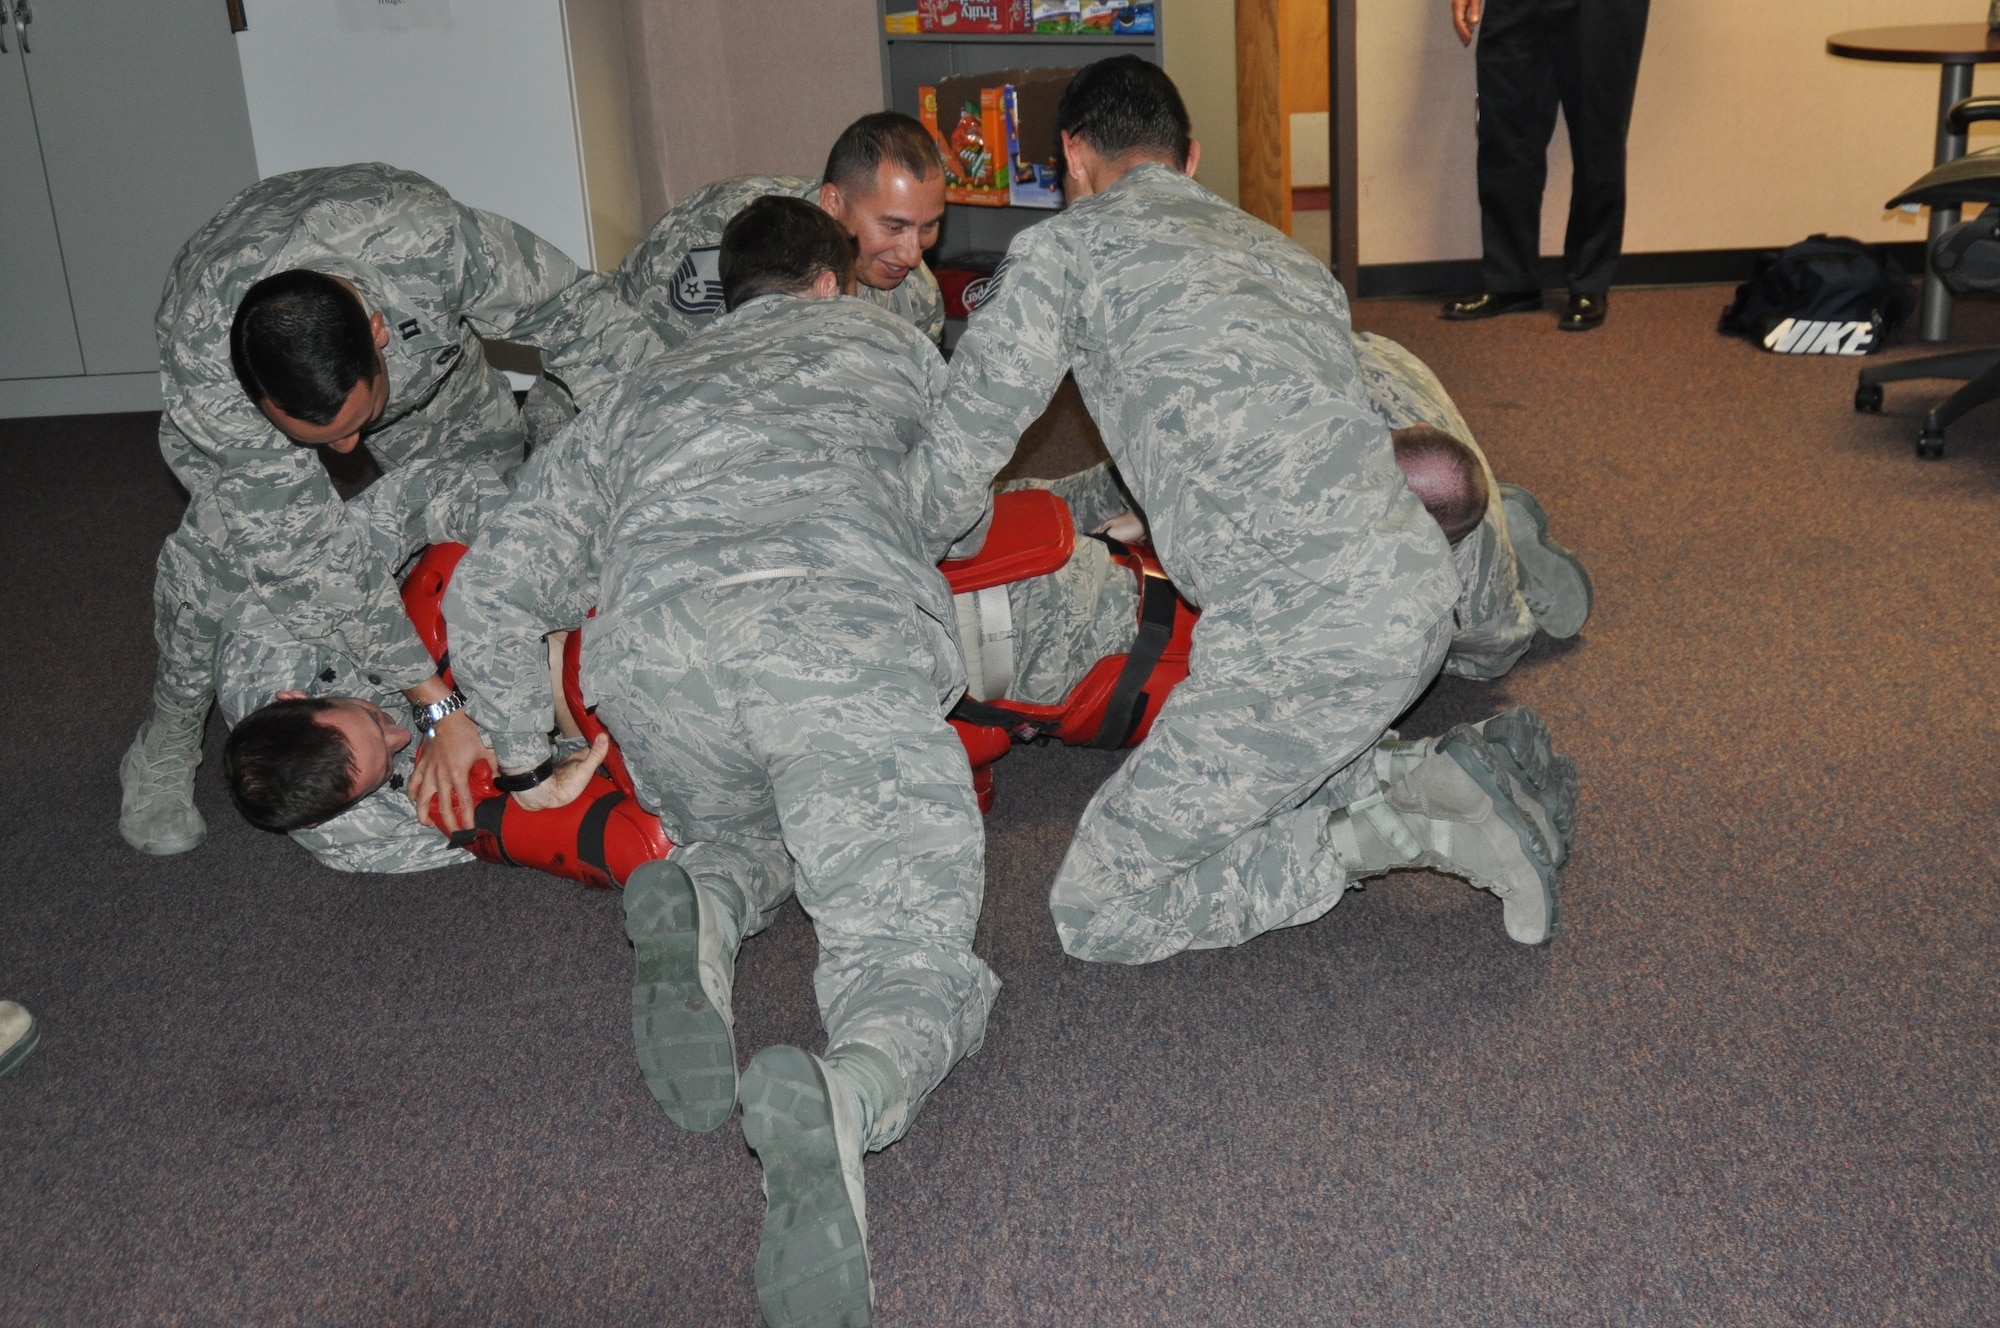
[413, 688, 467, 739]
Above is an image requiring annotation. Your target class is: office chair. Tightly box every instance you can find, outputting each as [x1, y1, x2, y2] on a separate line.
[1855, 96, 2000, 458]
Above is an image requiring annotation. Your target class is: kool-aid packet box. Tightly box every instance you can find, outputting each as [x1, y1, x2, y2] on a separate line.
[917, 0, 1030, 32]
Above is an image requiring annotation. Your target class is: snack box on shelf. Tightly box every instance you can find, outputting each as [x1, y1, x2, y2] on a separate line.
[917, 0, 1029, 33]
[922, 79, 1011, 206]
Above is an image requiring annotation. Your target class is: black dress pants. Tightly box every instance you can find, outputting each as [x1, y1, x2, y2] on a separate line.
[1475, 0, 1650, 297]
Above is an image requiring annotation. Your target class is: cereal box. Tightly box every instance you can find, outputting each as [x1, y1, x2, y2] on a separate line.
[917, 0, 1029, 33]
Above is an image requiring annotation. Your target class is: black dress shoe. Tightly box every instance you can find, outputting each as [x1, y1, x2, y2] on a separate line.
[1441, 290, 1542, 320]
[1558, 292, 1607, 332]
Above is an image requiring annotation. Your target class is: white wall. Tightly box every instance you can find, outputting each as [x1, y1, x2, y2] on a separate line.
[1356, 0, 2000, 266]
[236, 0, 602, 267]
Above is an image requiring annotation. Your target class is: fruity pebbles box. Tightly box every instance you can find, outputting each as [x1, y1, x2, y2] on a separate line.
[917, 0, 1028, 33]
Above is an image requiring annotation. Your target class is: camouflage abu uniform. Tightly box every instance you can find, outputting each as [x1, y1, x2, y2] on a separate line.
[1000, 329, 1539, 692]
[446, 295, 998, 1148]
[1350, 331, 1538, 680]
[146, 163, 659, 743]
[916, 163, 1463, 966]
[212, 457, 512, 874]
[613, 176, 945, 349]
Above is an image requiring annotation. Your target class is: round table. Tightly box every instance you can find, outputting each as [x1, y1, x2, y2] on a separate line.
[1829, 24, 2000, 342]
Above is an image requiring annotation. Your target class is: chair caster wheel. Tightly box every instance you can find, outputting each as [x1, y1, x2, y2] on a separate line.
[1917, 431, 1945, 459]
[1854, 383, 1883, 413]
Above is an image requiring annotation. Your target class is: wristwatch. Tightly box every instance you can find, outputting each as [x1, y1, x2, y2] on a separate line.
[492, 757, 557, 794]
[412, 688, 468, 739]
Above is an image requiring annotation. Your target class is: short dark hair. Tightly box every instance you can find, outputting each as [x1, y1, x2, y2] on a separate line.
[1392, 424, 1490, 546]
[229, 269, 380, 425]
[822, 111, 944, 196]
[1055, 56, 1192, 170]
[224, 696, 361, 832]
[719, 196, 859, 311]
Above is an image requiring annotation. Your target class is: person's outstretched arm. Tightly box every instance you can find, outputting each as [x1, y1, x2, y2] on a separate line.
[425, 395, 618, 828]
[907, 223, 1084, 560]
[446, 202, 663, 407]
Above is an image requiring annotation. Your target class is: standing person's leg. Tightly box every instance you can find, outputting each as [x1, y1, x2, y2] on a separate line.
[1551, 0, 1651, 300]
[1473, 0, 1565, 299]
[725, 582, 997, 1328]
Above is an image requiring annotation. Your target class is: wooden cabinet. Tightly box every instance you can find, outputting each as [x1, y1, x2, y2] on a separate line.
[0, 0, 258, 417]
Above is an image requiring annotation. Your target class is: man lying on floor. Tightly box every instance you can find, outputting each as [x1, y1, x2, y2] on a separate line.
[216, 396, 1541, 879]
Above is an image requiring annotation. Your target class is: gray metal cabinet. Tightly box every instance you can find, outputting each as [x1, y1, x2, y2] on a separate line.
[0, 0, 256, 416]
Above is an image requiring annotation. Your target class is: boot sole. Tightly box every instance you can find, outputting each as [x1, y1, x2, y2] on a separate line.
[0, 1018, 39, 1080]
[1500, 484, 1593, 639]
[742, 1047, 872, 1328]
[1438, 728, 1562, 946]
[625, 861, 737, 1132]
[1478, 706, 1580, 860]
[120, 825, 206, 856]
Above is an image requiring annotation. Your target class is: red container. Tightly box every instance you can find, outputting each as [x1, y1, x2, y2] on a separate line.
[918, 0, 1029, 34]
[934, 253, 1006, 320]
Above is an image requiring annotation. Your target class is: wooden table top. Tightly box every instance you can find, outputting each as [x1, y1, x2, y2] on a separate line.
[1828, 24, 2000, 64]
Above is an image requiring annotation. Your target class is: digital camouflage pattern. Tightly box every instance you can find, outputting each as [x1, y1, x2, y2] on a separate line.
[991, 536, 1139, 707]
[150, 162, 660, 723]
[1351, 331, 1538, 680]
[1012, 332, 1541, 685]
[613, 176, 945, 349]
[213, 457, 511, 874]
[446, 295, 995, 1138]
[920, 162, 1463, 964]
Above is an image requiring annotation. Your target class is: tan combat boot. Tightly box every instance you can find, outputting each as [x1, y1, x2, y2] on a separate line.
[117, 707, 209, 855]
[1328, 724, 1564, 945]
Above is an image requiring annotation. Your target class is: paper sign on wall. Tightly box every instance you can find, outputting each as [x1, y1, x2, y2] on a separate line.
[335, 0, 454, 33]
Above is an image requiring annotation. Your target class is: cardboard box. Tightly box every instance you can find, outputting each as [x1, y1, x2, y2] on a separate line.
[917, 0, 1028, 33]
[1112, 3, 1155, 34]
[1030, 1, 1078, 32]
[921, 77, 1013, 207]
[1003, 67, 1074, 208]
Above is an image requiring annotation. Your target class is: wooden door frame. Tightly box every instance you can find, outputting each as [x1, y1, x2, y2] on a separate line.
[1238, 0, 1358, 289]
[1328, 0, 1357, 293]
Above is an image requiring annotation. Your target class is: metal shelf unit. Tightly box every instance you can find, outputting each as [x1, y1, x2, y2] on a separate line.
[877, 3, 1165, 261]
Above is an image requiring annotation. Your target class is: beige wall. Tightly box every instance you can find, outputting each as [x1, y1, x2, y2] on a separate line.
[1357, 0, 2000, 267]
[622, 0, 1241, 220]
[621, 0, 883, 223]
[1169, 0, 1242, 205]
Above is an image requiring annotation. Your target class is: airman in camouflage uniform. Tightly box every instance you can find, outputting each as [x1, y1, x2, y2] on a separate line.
[211, 456, 512, 874]
[1001, 328, 1591, 690]
[915, 57, 1578, 966]
[122, 163, 660, 857]
[1350, 330, 1592, 667]
[446, 270, 996, 1326]
[613, 112, 949, 350]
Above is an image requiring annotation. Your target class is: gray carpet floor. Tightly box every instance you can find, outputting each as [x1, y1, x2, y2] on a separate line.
[3, 286, 1996, 1325]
